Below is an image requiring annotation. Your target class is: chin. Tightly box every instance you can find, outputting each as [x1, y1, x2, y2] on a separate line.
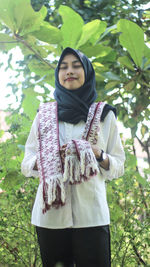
[65, 86, 78, 90]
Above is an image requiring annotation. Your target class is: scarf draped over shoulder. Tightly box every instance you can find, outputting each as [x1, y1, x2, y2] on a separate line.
[37, 101, 106, 213]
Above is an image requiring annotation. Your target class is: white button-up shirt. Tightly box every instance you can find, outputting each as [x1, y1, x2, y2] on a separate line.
[21, 110, 125, 229]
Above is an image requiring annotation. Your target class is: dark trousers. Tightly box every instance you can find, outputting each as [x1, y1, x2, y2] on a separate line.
[36, 225, 111, 267]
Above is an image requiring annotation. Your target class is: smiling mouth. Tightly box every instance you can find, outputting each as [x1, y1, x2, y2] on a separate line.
[65, 77, 77, 81]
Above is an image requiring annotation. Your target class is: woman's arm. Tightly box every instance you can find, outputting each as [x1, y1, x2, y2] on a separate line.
[91, 145, 109, 170]
[92, 111, 125, 179]
[21, 114, 39, 177]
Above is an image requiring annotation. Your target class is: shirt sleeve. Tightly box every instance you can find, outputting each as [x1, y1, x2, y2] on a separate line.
[21, 113, 39, 178]
[100, 111, 125, 180]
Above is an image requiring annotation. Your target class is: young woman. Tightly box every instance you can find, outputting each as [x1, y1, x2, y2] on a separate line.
[21, 47, 125, 267]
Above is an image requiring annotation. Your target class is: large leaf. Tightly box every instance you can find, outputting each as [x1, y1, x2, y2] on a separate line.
[101, 71, 121, 81]
[144, 44, 150, 59]
[105, 81, 120, 90]
[28, 59, 55, 86]
[20, 35, 49, 58]
[0, 0, 15, 31]
[0, 0, 47, 35]
[99, 24, 117, 41]
[81, 44, 112, 58]
[118, 56, 135, 71]
[117, 19, 144, 67]
[59, 5, 84, 48]
[28, 59, 55, 77]
[89, 21, 107, 45]
[31, 22, 63, 45]
[22, 88, 40, 120]
[77, 20, 102, 48]
[143, 44, 150, 69]
[0, 33, 18, 51]
[124, 80, 136, 91]
[14, 1, 47, 36]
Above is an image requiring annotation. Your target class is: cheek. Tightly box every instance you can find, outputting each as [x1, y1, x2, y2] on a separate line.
[81, 71, 85, 85]
[58, 72, 64, 85]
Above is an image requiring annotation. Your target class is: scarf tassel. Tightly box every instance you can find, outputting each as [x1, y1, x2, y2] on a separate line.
[39, 176, 66, 212]
[63, 149, 99, 184]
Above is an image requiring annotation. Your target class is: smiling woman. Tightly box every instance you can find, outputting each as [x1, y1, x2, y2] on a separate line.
[21, 47, 125, 267]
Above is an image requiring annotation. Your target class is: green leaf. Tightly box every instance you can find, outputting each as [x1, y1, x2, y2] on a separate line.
[102, 71, 121, 81]
[144, 44, 150, 59]
[100, 50, 117, 63]
[0, 130, 5, 138]
[90, 21, 107, 45]
[81, 44, 112, 58]
[0, 170, 24, 191]
[0, 0, 16, 31]
[144, 10, 150, 20]
[118, 56, 135, 71]
[100, 24, 117, 40]
[0, 0, 47, 35]
[21, 35, 49, 58]
[117, 19, 144, 67]
[15, 2, 47, 36]
[22, 88, 40, 120]
[141, 125, 148, 137]
[143, 45, 150, 69]
[127, 118, 137, 128]
[136, 173, 148, 186]
[28, 59, 55, 85]
[31, 22, 63, 45]
[0, 33, 17, 51]
[105, 81, 120, 90]
[59, 5, 84, 48]
[124, 80, 135, 91]
[93, 62, 108, 72]
[77, 20, 101, 48]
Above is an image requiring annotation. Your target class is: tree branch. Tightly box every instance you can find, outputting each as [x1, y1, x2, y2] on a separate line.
[14, 33, 55, 70]
[0, 41, 19, 43]
[132, 243, 146, 265]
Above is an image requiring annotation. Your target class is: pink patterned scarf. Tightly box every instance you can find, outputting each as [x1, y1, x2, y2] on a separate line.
[37, 101, 105, 213]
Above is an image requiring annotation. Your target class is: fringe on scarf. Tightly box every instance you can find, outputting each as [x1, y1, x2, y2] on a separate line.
[39, 174, 66, 212]
[63, 140, 99, 184]
[39, 142, 99, 212]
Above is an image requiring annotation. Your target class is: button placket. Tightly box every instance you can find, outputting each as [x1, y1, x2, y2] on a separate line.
[65, 123, 73, 142]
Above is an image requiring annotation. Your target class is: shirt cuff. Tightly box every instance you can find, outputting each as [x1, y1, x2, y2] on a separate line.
[30, 156, 39, 177]
[100, 154, 124, 180]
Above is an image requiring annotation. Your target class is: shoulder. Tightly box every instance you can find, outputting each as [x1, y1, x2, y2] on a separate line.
[99, 103, 117, 122]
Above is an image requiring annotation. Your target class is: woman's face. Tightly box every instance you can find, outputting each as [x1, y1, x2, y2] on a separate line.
[58, 53, 85, 90]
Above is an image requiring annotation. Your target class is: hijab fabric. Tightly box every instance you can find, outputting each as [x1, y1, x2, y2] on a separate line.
[54, 47, 97, 124]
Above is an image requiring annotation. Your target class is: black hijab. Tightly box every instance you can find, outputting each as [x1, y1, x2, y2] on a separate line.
[54, 47, 97, 124]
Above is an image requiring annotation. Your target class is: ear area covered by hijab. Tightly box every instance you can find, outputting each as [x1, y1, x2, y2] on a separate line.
[54, 47, 97, 124]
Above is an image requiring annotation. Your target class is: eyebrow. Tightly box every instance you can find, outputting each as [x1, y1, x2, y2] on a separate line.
[60, 60, 81, 65]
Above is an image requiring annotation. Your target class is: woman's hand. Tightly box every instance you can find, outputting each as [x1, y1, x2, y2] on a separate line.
[33, 160, 38, 170]
[91, 144, 101, 158]
[91, 145, 109, 170]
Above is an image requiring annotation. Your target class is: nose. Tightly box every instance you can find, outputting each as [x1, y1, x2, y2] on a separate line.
[66, 65, 74, 75]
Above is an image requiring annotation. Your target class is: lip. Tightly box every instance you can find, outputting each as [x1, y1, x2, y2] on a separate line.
[65, 77, 77, 81]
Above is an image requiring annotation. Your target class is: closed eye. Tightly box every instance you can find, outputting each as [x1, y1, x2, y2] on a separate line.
[73, 65, 82, 68]
[59, 65, 82, 70]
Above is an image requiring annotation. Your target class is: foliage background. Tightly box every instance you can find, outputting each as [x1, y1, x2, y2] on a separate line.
[0, 0, 149, 266]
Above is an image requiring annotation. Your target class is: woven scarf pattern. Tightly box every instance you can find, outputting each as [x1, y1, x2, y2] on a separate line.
[37, 101, 105, 213]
